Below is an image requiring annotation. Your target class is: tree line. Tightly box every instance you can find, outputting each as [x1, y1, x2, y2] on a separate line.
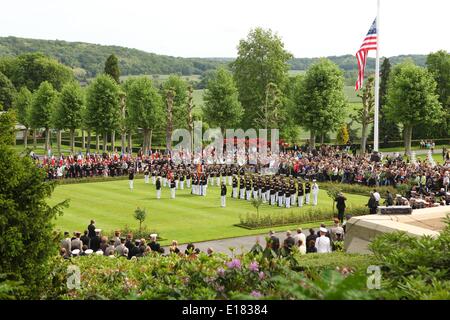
[0, 29, 449, 155]
[0, 36, 428, 86]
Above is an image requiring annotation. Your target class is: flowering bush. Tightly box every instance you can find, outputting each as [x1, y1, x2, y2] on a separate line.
[53, 249, 375, 300]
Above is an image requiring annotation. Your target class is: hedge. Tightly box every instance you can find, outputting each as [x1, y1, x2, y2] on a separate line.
[238, 205, 369, 229]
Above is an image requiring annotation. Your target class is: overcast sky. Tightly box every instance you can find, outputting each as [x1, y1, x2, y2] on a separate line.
[1, 0, 449, 58]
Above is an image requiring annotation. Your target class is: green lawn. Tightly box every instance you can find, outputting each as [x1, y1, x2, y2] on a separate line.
[48, 180, 368, 245]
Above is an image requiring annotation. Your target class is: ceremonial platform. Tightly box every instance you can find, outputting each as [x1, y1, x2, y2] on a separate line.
[344, 206, 450, 254]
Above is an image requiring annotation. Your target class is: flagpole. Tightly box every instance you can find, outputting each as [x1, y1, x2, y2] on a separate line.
[373, 0, 381, 152]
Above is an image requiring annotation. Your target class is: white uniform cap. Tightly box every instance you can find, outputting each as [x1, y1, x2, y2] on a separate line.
[150, 234, 158, 238]
[71, 249, 80, 255]
[85, 249, 93, 255]
[95, 250, 104, 255]
[95, 229, 102, 232]
[320, 227, 327, 233]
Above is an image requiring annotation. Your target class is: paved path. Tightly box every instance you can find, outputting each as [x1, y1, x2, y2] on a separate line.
[162, 229, 318, 256]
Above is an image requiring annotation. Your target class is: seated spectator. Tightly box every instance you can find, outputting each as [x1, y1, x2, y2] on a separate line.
[80, 230, 90, 248]
[105, 239, 115, 256]
[298, 239, 306, 255]
[315, 227, 332, 253]
[170, 240, 180, 254]
[283, 231, 296, 253]
[306, 240, 317, 253]
[185, 243, 195, 255]
[149, 234, 160, 252]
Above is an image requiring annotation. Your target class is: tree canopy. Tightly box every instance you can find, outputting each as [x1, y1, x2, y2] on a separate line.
[104, 54, 120, 83]
[0, 71, 16, 110]
[294, 59, 347, 148]
[232, 28, 292, 129]
[203, 67, 243, 130]
[385, 61, 443, 154]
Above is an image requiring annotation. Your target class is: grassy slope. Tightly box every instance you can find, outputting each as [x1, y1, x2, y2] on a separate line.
[49, 179, 368, 245]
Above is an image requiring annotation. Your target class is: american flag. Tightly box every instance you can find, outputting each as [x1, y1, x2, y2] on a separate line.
[355, 19, 378, 90]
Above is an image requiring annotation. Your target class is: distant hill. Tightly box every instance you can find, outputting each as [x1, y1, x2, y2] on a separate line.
[0, 36, 428, 84]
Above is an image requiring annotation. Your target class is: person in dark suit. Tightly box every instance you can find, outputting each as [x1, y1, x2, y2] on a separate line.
[283, 231, 296, 254]
[156, 177, 161, 199]
[220, 182, 227, 207]
[90, 229, 101, 251]
[129, 240, 141, 258]
[80, 230, 90, 249]
[367, 192, 378, 214]
[87, 220, 96, 239]
[269, 231, 280, 254]
[335, 192, 347, 223]
[149, 235, 160, 252]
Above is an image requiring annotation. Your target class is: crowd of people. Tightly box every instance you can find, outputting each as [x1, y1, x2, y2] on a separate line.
[38, 144, 450, 208]
[60, 218, 349, 259]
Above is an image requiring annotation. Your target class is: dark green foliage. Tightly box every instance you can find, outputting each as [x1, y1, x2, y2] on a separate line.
[0, 110, 16, 145]
[13, 87, 32, 128]
[232, 28, 292, 129]
[0, 52, 73, 91]
[0, 71, 16, 110]
[85, 74, 120, 133]
[0, 144, 68, 298]
[0, 36, 225, 79]
[369, 216, 450, 299]
[203, 67, 243, 129]
[30, 81, 57, 130]
[104, 54, 120, 83]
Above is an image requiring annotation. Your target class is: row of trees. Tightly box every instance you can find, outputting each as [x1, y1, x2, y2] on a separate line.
[1, 30, 449, 155]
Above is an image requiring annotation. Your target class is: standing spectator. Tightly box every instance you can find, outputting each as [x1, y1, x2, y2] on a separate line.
[367, 192, 378, 214]
[71, 231, 83, 250]
[90, 229, 101, 252]
[61, 231, 71, 253]
[315, 227, 332, 253]
[268, 231, 280, 254]
[105, 239, 116, 256]
[87, 220, 96, 239]
[306, 228, 317, 246]
[80, 230, 90, 249]
[298, 239, 307, 255]
[335, 192, 347, 223]
[385, 191, 394, 206]
[293, 228, 306, 247]
[115, 238, 127, 256]
[306, 240, 317, 253]
[283, 231, 296, 253]
[113, 230, 121, 247]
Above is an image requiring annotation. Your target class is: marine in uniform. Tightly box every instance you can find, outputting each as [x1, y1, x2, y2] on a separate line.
[305, 179, 311, 205]
[220, 182, 227, 207]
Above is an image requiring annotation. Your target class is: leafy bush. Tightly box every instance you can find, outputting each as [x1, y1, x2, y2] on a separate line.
[109, 225, 163, 242]
[52, 249, 375, 300]
[238, 205, 369, 229]
[320, 182, 397, 197]
[369, 215, 450, 299]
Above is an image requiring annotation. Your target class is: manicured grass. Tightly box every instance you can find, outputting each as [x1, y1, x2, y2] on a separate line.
[48, 179, 368, 245]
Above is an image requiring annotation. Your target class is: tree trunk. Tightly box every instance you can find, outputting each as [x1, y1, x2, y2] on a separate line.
[33, 129, 37, 148]
[320, 134, 324, 145]
[360, 123, 368, 155]
[82, 130, 85, 150]
[128, 131, 132, 154]
[96, 133, 100, 153]
[103, 132, 108, 152]
[56, 130, 61, 154]
[310, 130, 316, 150]
[70, 128, 75, 153]
[121, 131, 126, 154]
[166, 90, 174, 151]
[149, 129, 153, 153]
[142, 129, 147, 155]
[87, 130, 91, 154]
[24, 128, 28, 149]
[45, 128, 50, 154]
[404, 125, 413, 156]
[111, 131, 116, 152]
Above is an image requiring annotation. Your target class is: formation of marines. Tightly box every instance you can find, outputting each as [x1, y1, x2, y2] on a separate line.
[142, 162, 319, 207]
